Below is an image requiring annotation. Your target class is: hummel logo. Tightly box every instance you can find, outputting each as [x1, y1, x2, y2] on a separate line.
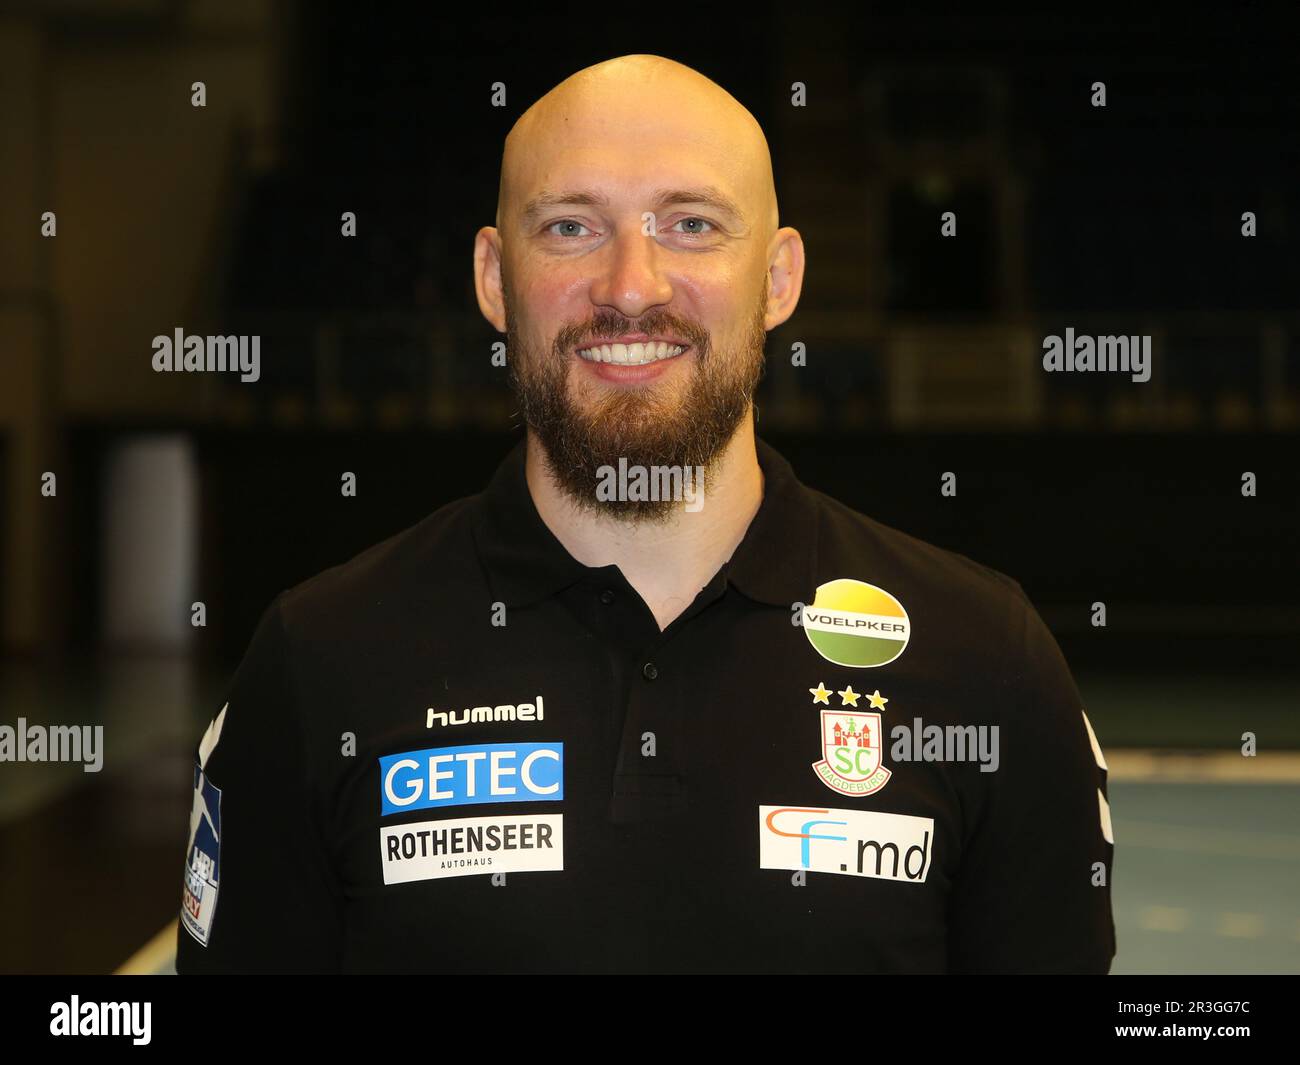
[426, 696, 545, 728]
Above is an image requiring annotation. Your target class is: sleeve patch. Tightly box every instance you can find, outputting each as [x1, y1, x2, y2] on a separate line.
[180, 759, 223, 946]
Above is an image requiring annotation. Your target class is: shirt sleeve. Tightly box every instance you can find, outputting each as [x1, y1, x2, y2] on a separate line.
[946, 590, 1117, 973]
[175, 593, 345, 973]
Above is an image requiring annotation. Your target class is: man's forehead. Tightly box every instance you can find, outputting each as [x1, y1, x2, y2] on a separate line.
[508, 125, 757, 216]
[500, 58, 773, 231]
[519, 169, 749, 226]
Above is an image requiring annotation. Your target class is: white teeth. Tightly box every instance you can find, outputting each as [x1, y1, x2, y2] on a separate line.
[576, 341, 686, 365]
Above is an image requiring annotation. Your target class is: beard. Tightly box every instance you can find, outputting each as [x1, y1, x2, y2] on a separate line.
[505, 284, 768, 523]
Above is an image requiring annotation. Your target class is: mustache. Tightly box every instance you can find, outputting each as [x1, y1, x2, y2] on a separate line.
[554, 314, 709, 355]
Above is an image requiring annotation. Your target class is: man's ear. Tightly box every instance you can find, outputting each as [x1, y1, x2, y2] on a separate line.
[474, 226, 507, 332]
[765, 226, 806, 331]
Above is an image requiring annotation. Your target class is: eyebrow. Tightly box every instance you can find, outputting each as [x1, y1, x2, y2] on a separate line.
[520, 185, 746, 227]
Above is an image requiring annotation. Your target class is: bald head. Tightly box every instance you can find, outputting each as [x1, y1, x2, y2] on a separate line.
[497, 55, 779, 242]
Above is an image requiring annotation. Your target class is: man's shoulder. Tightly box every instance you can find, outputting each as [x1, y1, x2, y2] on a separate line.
[806, 484, 1029, 623]
[804, 486, 1074, 718]
[274, 490, 485, 637]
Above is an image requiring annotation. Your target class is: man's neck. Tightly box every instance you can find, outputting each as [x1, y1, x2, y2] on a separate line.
[524, 419, 765, 632]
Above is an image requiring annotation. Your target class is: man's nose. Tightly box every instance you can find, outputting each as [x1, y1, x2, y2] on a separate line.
[586, 226, 675, 318]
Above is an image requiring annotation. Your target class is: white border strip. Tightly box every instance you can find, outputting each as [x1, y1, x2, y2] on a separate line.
[1107, 750, 1300, 783]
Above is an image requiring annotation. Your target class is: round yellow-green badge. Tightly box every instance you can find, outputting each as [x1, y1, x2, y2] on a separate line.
[802, 578, 911, 668]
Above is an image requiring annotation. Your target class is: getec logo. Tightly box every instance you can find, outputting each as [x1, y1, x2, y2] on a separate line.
[380, 742, 563, 815]
[759, 805, 934, 883]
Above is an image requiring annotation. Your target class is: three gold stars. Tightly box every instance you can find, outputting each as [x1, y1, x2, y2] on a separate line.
[809, 682, 889, 710]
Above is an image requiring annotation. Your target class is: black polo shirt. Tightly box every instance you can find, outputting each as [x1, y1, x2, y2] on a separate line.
[175, 435, 1116, 974]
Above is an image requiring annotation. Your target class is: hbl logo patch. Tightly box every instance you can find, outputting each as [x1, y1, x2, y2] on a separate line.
[180, 760, 222, 946]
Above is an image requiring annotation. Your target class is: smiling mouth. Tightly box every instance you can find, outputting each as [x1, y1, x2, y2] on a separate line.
[575, 341, 689, 366]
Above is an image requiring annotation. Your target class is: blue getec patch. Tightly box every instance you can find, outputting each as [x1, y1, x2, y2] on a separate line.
[379, 742, 564, 815]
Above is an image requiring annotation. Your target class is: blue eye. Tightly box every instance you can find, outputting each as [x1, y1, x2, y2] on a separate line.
[673, 217, 714, 235]
[548, 220, 590, 238]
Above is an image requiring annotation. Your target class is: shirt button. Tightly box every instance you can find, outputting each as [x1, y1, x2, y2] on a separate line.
[599, 589, 615, 605]
[642, 662, 659, 681]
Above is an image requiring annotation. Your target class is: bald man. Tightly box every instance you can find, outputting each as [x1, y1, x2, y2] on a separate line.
[474, 55, 792, 628]
[176, 55, 1115, 974]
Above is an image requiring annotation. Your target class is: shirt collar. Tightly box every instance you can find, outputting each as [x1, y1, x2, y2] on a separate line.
[471, 435, 819, 610]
